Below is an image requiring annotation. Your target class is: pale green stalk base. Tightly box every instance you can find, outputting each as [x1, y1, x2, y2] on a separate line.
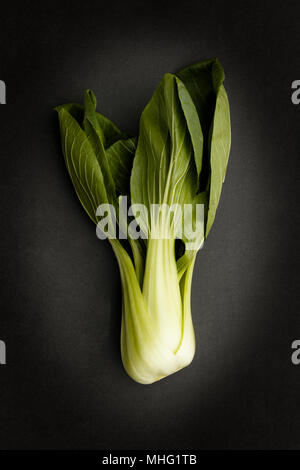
[111, 239, 196, 385]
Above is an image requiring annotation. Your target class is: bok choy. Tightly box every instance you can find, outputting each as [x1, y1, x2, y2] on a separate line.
[55, 58, 231, 384]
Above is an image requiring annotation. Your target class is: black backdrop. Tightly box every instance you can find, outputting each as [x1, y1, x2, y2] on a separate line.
[0, 0, 299, 450]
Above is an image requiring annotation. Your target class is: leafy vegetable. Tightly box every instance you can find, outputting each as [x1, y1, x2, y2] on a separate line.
[55, 58, 231, 384]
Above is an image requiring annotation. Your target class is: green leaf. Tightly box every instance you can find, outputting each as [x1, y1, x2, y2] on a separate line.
[57, 93, 127, 149]
[95, 110, 128, 150]
[177, 190, 207, 278]
[55, 102, 84, 123]
[84, 89, 128, 148]
[175, 77, 203, 178]
[82, 91, 116, 204]
[176, 59, 222, 192]
[177, 59, 231, 237]
[131, 73, 198, 238]
[106, 137, 136, 196]
[176, 59, 221, 138]
[55, 107, 108, 224]
[105, 135, 144, 283]
[206, 84, 231, 236]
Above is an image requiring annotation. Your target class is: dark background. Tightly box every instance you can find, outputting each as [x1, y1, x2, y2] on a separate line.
[0, 0, 299, 450]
